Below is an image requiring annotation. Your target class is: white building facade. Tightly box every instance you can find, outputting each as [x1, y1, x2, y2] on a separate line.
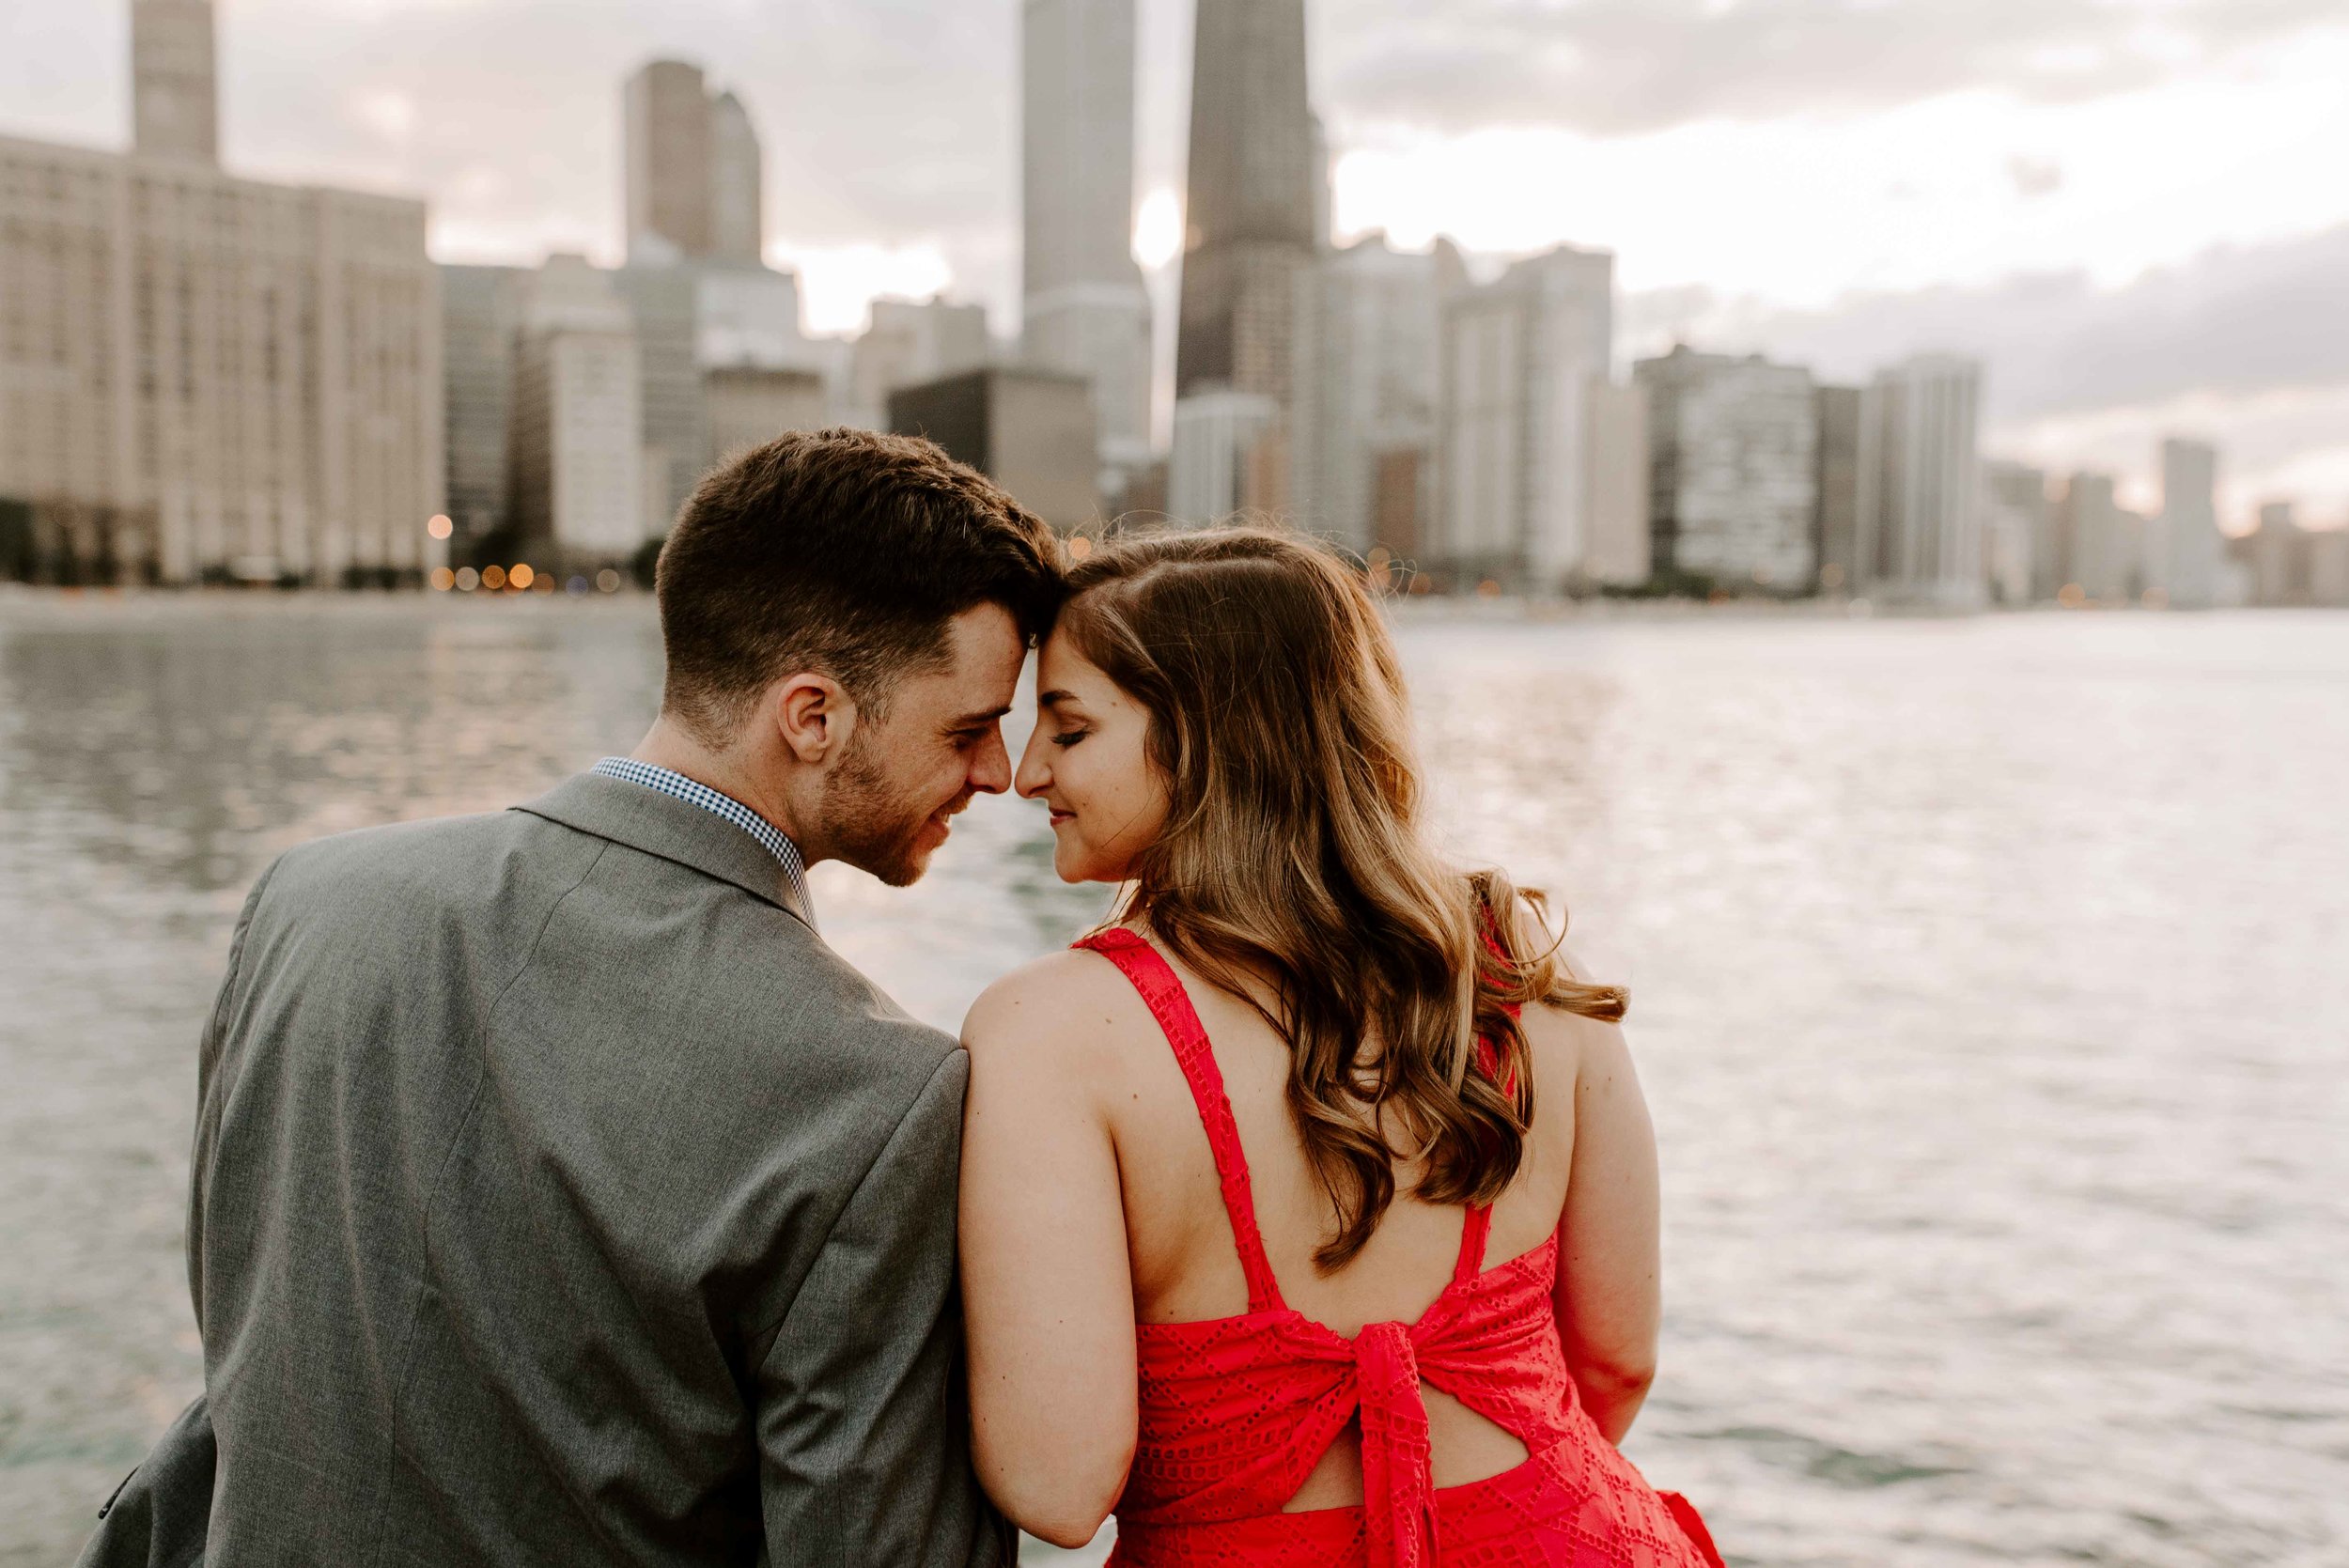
[508, 256, 647, 567]
[2154, 437, 2222, 608]
[1856, 354, 1985, 606]
[1434, 243, 1615, 591]
[1289, 235, 1460, 556]
[1, 1, 441, 586]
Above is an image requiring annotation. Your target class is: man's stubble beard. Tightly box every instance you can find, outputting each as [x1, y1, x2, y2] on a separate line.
[821, 726, 947, 889]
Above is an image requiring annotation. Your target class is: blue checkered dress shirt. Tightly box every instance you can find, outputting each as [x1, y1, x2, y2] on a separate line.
[591, 757, 813, 923]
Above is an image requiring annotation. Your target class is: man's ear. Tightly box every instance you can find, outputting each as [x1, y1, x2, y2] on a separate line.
[770, 674, 856, 766]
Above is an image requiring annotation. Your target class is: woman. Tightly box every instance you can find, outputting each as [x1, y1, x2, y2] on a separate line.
[958, 529, 1719, 1567]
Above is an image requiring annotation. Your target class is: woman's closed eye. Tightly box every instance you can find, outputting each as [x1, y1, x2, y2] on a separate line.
[1050, 727, 1092, 749]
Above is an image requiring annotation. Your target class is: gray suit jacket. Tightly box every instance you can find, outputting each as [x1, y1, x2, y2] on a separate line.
[79, 771, 1013, 1567]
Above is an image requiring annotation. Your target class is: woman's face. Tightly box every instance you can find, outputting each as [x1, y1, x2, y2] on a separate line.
[1015, 629, 1170, 884]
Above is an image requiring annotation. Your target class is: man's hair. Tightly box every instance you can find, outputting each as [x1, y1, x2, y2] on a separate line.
[655, 427, 1065, 742]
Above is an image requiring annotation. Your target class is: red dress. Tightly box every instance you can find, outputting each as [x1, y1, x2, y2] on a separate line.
[1076, 929, 1724, 1568]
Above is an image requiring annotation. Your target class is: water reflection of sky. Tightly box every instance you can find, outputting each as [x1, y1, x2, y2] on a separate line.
[3, 598, 2346, 1567]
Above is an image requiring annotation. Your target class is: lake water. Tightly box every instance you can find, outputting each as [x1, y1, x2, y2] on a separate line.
[2, 595, 2344, 1566]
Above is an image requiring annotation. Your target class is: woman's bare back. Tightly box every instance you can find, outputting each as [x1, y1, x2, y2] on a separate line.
[1087, 937, 1595, 1510]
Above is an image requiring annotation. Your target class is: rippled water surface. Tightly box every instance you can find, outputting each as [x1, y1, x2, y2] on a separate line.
[3, 596, 2344, 1566]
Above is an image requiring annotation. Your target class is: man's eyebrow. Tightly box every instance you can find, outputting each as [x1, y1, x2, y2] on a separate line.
[946, 706, 1013, 729]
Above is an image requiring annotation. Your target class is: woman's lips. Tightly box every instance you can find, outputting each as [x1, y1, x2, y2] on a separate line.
[1049, 809, 1075, 828]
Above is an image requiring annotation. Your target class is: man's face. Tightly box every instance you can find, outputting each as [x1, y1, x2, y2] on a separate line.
[822, 602, 1027, 887]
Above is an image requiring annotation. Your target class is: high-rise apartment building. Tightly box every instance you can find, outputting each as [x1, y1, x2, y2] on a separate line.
[2308, 525, 2349, 607]
[1813, 386, 1862, 594]
[1434, 243, 1615, 591]
[508, 256, 646, 567]
[441, 265, 527, 560]
[2250, 502, 2309, 605]
[2154, 437, 2222, 608]
[1583, 381, 1652, 590]
[132, 0, 218, 163]
[1175, 0, 1315, 406]
[2054, 472, 2140, 602]
[1021, 0, 1152, 475]
[0, 2, 441, 586]
[1981, 461, 2048, 605]
[708, 91, 765, 267]
[1636, 346, 1819, 592]
[1289, 235, 1461, 554]
[1855, 354, 1985, 606]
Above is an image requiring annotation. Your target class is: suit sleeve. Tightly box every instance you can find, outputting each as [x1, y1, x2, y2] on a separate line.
[186, 861, 276, 1331]
[756, 1048, 1017, 1568]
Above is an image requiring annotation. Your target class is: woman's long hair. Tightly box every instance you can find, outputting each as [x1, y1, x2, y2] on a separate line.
[1057, 526, 1626, 1270]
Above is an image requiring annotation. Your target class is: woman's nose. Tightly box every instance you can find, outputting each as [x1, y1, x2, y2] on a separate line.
[1014, 730, 1051, 800]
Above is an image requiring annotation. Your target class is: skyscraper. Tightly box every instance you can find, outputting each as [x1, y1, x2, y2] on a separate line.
[1636, 346, 1819, 592]
[509, 256, 647, 567]
[708, 90, 765, 267]
[2155, 437, 2222, 608]
[1022, 0, 1153, 474]
[1813, 386, 1862, 594]
[1434, 243, 1615, 591]
[1855, 354, 1985, 606]
[2054, 472, 2134, 602]
[1175, 0, 1315, 404]
[132, 0, 218, 163]
[1982, 460, 2050, 605]
[1289, 234, 1460, 553]
[626, 61, 715, 262]
[441, 265, 527, 560]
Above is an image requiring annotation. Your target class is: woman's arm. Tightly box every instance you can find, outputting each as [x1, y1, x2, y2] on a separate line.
[1551, 1013, 1664, 1445]
[958, 958, 1140, 1547]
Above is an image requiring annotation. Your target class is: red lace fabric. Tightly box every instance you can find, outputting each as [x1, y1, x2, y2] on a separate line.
[1076, 929, 1724, 1568]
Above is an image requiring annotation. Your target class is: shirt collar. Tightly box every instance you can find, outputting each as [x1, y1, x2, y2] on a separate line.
[589, 757, 814, 925]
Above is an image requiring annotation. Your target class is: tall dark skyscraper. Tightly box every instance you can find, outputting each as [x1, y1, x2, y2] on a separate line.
[1175, 0, 1315, 403]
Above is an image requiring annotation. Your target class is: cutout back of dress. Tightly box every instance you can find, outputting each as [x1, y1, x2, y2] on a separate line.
[1074, 928, 1725, 1568]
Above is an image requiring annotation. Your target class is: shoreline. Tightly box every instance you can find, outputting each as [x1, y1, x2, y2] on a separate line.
[4, 582, 2322, 629]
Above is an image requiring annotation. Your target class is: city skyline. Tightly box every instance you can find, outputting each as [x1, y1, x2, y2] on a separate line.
[3, 0, 2346, 532]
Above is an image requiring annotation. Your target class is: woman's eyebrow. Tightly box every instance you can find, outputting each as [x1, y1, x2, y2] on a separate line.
[1038, 689, 1078, 707]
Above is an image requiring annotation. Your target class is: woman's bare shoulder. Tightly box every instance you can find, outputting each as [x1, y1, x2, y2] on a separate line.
[960, 942, 1157, 1063]
[1521, 972, 1636, 1104]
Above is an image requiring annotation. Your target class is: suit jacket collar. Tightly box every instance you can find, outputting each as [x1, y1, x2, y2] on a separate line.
[515, 771, 816, 930]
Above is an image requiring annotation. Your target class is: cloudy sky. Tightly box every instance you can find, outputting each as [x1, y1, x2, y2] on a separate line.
[6, 0, 2345, 524]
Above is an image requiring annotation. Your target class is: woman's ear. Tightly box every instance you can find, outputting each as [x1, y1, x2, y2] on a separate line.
[770, 674, 856, 766]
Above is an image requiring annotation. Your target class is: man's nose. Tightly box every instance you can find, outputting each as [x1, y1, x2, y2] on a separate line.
[970, 730, 1013, 796]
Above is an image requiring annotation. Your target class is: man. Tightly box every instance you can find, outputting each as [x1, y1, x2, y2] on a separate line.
[81, 430, 1063, 1566]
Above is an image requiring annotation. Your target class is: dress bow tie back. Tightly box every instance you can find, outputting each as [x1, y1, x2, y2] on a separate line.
[1354, 1321, 1439, 1568]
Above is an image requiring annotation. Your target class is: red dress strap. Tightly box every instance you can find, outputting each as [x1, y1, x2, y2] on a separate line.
[1075, 928, 1285, 1315]
[1451, 929, 1526, 1288]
